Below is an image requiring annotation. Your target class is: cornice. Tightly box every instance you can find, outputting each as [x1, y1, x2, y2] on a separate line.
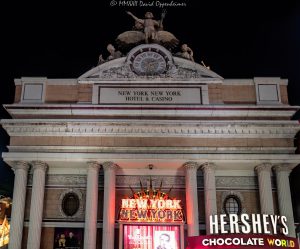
[1, 120, 299, 138]
[3, 104, 299, 119]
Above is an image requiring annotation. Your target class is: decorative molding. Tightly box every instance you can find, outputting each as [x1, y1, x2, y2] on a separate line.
[7, 145, 296, 154]
[255, 163, 272, 173]
[102, 161, 118, 171]
[183, 161, 200, 171]
[31, 161, 48, 172]
[115, 175, 185, 188]
[29, 174, 86, 187]
[215, 176, 258, 189]
[78, 52, 223, 82]
[272, 164, 292, 173]
[200, 162, 216, 172]
[12, 161, 30, 171]
[2, 120, 299, 138]
[58, 189, 85, 220]
[87, 161, 101, 171]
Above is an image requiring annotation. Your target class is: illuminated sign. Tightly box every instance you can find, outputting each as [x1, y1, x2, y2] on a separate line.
[187, 214, 298, 249]
[123, 224, 180, 249]
[209, 214, 288, 235]
[187, 234, 299, 249]
[119, 180, 184, 222]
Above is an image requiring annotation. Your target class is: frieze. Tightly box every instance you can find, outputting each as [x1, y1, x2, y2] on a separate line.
[27, 174, 277, 190]
[215, 176, 258, 189]
[115, 175, 185, 188]
[196, 176, 273, 190]
[3, 121, 299, 138]
[87, 61, 213, 80]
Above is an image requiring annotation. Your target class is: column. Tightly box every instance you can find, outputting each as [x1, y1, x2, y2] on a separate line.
[84, 161, 100, 249]
[255, 163, 274, 214]
[273, 165, 296, 237]
[102, 162, 117, 249]
[201, 162, 217, 235]
[27, 161, 48, 249]
[8, 161, 30, 249]
[184, 161, 200, 236]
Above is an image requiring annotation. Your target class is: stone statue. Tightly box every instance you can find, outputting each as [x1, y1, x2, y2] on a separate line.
[106, 44, 122, 60]
[116, 11, 179, 50]
[97, 54, 105, 65]
[126, 11, 161, 43]
[179, 44, 194, 62]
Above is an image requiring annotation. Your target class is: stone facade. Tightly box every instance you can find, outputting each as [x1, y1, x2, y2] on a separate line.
[2, 43, 300, 249]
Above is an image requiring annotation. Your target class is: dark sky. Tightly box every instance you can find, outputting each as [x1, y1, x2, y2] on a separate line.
[0, 1, 300, 197]
[1, 1, 300, 105]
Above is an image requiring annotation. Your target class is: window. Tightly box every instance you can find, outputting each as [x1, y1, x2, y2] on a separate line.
[223, 195, 241, 215]
[61, 192, 80, 217]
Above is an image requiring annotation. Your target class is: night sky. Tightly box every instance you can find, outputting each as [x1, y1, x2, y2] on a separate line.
[0, 1, 299, 209]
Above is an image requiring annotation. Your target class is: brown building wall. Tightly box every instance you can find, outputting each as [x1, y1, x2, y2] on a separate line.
[280, 85, 289, 104]
[222, 85, 256, 104]
[13, 83, 289, 105]
[14, 85, 22, 103]
[78, 84, 93, 103]
[45, 85, 78, 103]
[208, 84, 223, 104]
[40, 227, 55, 249]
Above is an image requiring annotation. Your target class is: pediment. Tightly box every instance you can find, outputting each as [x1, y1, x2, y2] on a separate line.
[78, 45, 223, 83]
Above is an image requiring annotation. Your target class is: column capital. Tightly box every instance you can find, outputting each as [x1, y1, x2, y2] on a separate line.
[255, 163, 272, 173]
[183, 161, 200, 171]
[31, 161, 48, 172]
[12, 161, 30, 171]
[87, 161, 101, 170]
[200, 162, 216, 171]
[102, 161, 118, 171]
[273, 164, 292, 174]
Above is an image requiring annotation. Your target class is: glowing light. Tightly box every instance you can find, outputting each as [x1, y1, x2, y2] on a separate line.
[119, 181, 184, 222]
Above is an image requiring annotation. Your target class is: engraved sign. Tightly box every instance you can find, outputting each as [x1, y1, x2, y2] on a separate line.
[99, 88, 201, 104]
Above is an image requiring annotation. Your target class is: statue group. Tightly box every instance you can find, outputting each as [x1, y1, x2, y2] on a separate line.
[98, 11, 195, 65]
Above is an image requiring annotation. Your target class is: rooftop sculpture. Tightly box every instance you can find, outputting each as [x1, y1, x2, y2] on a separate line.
[116, 10, 179, 50]
[97, 10, 198, 64]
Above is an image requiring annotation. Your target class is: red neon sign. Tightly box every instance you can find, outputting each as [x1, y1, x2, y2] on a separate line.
[118, 181, 184, 223]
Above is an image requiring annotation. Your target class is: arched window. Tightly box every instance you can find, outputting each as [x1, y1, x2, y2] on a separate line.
[223, 195, 242, 215]
[62, 192, 80, 217]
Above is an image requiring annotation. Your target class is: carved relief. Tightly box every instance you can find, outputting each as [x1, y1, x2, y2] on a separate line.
[115, 175, 185, 188]
[58, 189, 85, 220]
[215, 176, 258, 189]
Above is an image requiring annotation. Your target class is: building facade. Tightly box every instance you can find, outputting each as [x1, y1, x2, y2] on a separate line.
[1, 39, 300, 249]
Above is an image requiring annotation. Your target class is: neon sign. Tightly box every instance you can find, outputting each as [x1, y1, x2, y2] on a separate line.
[118, 180, 184, 222]
[187, 214, 298, 249]
[209, 214, 289, 235]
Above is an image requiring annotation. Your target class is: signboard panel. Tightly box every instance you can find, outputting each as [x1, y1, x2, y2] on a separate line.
[187, 234, 299, 249]
[99, 87, 202, 104]
[123, 224, 180, 249]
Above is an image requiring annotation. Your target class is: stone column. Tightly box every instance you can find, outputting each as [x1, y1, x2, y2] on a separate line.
[84, 161, 100, 249]
[8, 161, 30, 249]
[27, 161, 48, 249]
[255, 163, 274, 214]
[102, 162, 117, 249]
[201, 162, 217, 235]
[273, 165, 296, 237]
[184, 162, 200, 236]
